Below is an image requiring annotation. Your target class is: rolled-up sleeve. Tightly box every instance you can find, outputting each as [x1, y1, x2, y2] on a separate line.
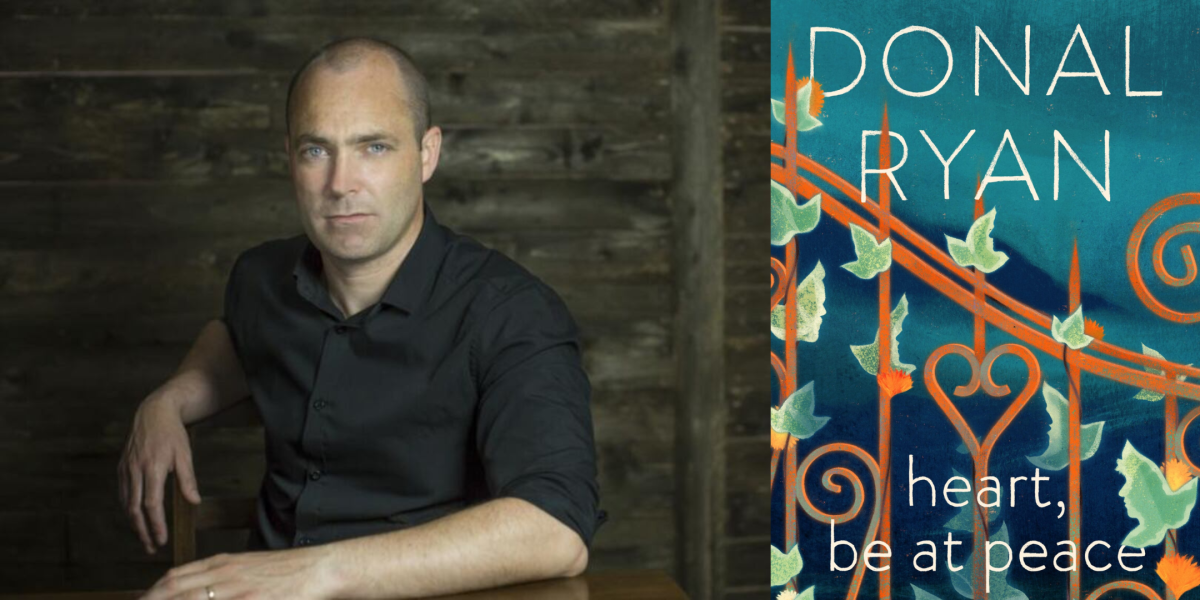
[473, 281, 602, 548]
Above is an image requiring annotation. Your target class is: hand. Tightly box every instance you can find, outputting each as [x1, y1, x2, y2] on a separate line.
[138, 548, 340, 600]
[118, 391, 202, 555]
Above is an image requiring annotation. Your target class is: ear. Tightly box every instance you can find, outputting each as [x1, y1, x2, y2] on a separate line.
[419, 126, 442, 183]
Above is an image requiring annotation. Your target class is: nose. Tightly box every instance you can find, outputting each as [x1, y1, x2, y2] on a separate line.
[327, 151, 357, 198]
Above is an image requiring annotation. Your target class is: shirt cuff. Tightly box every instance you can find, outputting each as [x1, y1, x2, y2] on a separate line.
[499, 471, 602, 550]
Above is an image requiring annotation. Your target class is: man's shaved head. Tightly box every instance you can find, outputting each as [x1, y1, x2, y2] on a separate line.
[286, 37, 430, 141]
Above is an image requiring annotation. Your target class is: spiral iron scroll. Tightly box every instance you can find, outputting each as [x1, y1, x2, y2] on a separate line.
[1127, 193, 1200, 323]
[1173, 405, 1200, 477]
[1084, 581, 1165, 600]
[796, 443, 883, 600]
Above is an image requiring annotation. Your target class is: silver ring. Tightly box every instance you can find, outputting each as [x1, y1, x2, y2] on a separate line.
[206, 585, 216, 600]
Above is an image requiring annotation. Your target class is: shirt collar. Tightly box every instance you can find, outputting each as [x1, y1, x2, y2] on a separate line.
[292, 201, 448, 317]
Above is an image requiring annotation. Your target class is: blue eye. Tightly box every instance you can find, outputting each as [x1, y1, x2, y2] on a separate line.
[368, 143, 389, 154]
[301, 146, 326, 159]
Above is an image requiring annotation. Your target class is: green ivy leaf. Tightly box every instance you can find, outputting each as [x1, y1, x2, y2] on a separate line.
[1133, 344, 1191, 402]
[1027, 382, 1105, 471]
[945, 208, 1010, 273]
[1116, 441, 1199, 548]
[850, 294, 915, 375]
[770, 544, 803, 587]
[912, 584, 944, 600]
[771, 82, 823, 131]
[1051, 307, 1094, 350]
[770, 382, 829, 440]
[771, 183, 821, 246]
[842, 223, 893, 280]
[943, 467, 1002, 531]
[771, 262, 826, 342]
[796, 586, 816, 600]
[950, 523, 1028, 600]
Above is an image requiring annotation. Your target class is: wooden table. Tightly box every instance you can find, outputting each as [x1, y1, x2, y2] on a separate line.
[1, 569, 687, 600]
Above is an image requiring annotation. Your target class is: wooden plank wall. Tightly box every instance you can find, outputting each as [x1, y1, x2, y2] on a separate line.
[719, 1, 771, 599]
[670, 0, 723, 597]
[0, 0, 769, 595]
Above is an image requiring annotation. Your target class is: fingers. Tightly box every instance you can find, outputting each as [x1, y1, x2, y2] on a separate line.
[171, 553, 224, 578]
[143, 466, 169, 548]
[175, 450, 202, 505]
[125, 463, 155, 554]
[141, 573, 211, 600]
[143, 558, 235, 600]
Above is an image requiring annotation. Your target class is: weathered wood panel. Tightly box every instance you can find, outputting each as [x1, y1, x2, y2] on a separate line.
[724, 215, 765, 441]
[723, 75, 767, 136]
[671, 0, 725, 597]
[720, 28, 769, 82]
[721, 133, 763, 189]
[718, 1, 769, 598]
[725, 287, 766, 338]
[724, 437, 770, 539]
[0, 0, 695, 594]
[724, 235, 759, 294]
[723, 535, 770, 588]
[725, 334, 770, 438]
[0, 511, 66, 562]
[719, 1, 768, 29]
[0, 17, 667, 74]
[0, 71, 668, 128]
[724, 181, 768, 234]
[4, 0, 665, 20]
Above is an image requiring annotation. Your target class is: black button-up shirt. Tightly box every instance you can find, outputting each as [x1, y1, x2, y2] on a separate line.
[221, 202, 603, 551]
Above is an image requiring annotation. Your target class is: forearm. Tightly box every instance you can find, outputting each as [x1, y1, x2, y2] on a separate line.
[159, 319, 249, 425]
[318, 497, 588, 599]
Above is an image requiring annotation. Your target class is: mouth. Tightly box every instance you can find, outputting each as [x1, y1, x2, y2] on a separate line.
[326, 213, 372, 224]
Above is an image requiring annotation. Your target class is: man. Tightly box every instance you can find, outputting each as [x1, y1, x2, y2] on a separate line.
[118, 37, 603, 599]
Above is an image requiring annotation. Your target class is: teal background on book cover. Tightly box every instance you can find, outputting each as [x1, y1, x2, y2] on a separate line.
[772, 1, 1200, 598]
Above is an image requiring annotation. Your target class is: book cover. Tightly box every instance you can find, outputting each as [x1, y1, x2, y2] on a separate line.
[770, 2, 1200, 598]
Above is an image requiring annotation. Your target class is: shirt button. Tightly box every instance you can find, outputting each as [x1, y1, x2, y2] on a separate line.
[334, 325, 348, 334]
[297, 537, 314, 546]
[314, 399, 328, 410]
[309, 469, 323, 481]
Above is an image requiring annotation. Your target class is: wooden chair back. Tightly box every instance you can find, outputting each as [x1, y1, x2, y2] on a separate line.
[172, 487, 257, 565]
[171, 398, 261, 566]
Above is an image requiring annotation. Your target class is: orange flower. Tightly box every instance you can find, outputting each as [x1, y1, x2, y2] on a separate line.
[1164, 458, 1195, 492]
[879, 368, 913, 398]
[796, 77, 824, 116]
[771, 428, 789, 451]
[1157, 553, 1200, 598]
[1084, 317, 1105, 341]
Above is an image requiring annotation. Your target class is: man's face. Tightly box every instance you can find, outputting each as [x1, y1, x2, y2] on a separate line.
[286, 53, 440, 264]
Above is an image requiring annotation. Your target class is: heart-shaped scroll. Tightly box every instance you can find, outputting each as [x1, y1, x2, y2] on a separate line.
[923, 343, 1043, 463]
